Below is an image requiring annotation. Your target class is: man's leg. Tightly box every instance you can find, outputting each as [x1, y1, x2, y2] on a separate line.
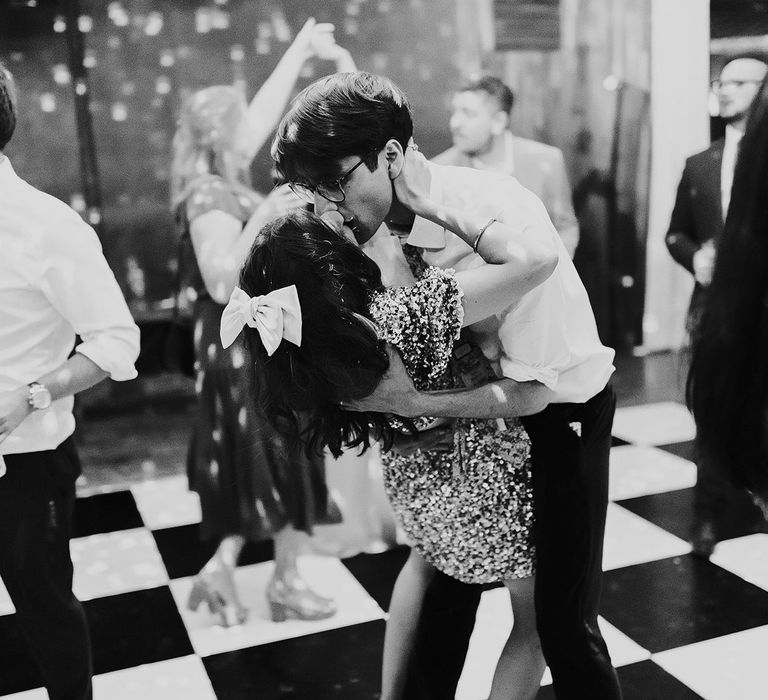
[402, 570, 482, 699]
[0, 439, 93, 700]
[522, 384, 622, 699]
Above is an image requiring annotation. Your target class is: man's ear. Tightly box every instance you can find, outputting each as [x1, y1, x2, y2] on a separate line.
[384, 138, 405, 179]
[490, 110, 509, 136]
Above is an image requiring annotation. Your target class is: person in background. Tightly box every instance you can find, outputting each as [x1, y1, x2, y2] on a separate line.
[0, 64, 140, 700]
[667, 56, 768, 558]
[433, 75, 579, 258]
[169, 18, 355, 627]
[688, 71, 768, 522]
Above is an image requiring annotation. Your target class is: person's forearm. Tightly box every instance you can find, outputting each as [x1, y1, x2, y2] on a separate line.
[404, 378, 553, 419]
[39, 353, 110, 402]
[239, 34, 311, 159]
[419, 200, 558, 270]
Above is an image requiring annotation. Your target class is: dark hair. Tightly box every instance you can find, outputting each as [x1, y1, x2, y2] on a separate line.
[272, 71, 413, 184]
[688, 73, 768, 498]
[0, 63, 17, 150]
[239, 209, 399, 457]
[459, 75, 514, 115]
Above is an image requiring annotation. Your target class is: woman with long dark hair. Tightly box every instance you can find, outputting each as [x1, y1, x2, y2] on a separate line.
[688, 74, 768, 512]
[222, 207, 556, 699]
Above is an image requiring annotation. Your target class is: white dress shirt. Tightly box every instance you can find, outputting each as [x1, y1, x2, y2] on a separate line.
[408, 162, 614, 404]
[721, 124, 743, 219]
[0, 156, 140, 460]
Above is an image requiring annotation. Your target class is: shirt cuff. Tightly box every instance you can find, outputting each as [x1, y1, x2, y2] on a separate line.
[75, 328, 140, 382]
[499, 357, 559, 391]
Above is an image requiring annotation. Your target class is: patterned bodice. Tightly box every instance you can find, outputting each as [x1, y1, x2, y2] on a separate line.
[367, 252, 464, 393]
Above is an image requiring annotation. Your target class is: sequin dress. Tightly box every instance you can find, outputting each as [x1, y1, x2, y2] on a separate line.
[183, 176, 339, 542]
[369, 260, 535, 584]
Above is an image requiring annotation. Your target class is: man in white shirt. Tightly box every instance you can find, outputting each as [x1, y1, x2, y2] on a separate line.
[666, 56, 767, 559]
[273, 72, 621, 699]
[0, 65, 140, 700]
[433, 75, 580, 258]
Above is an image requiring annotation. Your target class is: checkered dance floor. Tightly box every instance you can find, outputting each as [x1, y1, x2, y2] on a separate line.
[2, 400, 767, 699]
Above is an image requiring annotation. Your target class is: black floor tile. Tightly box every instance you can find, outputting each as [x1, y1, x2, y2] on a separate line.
[72, 490, 144, 537]
[342, 546, 410, 612]
[204, 621, 385, 699]
[601, 555, 768, 652]
[657, 439, 695, 462]
[615, 660, 705, 700]
[86, 586, 193, 674]
[151, 524, 274, 579]
[618, 487, 766, 543]
[0, 615, 45, 695]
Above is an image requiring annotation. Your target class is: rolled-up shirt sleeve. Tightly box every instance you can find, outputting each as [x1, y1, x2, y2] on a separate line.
[496, 283, 571, 391]
[38, 211, 140, 381]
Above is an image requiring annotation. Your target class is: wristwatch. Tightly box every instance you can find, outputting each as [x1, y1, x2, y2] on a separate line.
[27, 382, 52, 410]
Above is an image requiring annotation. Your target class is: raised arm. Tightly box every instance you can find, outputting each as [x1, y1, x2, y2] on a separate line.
[393, 144, 559, 325]
[236, 19, 357, 163]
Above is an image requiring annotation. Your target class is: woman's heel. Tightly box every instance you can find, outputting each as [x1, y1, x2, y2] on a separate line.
[269, 601, 288, 622]
[187, 579, 210, 612]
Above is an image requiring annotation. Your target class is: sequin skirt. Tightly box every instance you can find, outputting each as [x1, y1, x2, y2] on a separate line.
[382, 418, 535, 584]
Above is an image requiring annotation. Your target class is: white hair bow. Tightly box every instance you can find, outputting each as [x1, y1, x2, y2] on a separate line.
[220, 285, 302, 355]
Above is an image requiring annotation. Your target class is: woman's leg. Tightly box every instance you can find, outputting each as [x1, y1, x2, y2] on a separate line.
[488, 575, 546, 700]
[267, 525, 336, 621]
[188, 534, 247, 627]
[381, 548, 436, 700]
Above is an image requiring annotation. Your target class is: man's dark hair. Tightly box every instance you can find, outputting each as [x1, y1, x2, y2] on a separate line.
[272, 71, 413, 185]
[459, 75, 514, 115]
[0, 63, 17, 150]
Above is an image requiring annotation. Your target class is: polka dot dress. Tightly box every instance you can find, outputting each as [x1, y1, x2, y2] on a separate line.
[183, 176, 339, 542]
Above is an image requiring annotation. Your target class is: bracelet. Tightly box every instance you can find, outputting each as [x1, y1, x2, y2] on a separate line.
[472, 216, 497, 253]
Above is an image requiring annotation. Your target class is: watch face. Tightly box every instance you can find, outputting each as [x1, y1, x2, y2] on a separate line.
[29, 384, 52, 409]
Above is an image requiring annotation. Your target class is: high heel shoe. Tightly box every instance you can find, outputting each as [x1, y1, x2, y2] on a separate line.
[266, 576, 337, 622]
[187, 567, 248, 627]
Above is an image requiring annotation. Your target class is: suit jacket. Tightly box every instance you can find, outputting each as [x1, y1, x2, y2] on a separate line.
[665, 138, 725, 328]
[432, 135, 580, 257]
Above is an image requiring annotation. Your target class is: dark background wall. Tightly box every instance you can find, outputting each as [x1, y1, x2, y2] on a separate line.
[1, 0, 461, 309]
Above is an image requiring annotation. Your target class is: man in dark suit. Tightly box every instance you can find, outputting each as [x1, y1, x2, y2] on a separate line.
[667, 56, 767, 558]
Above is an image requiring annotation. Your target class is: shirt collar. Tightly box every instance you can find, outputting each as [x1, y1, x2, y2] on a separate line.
[405, 162, 448, 249]
[724, 123, 743, 149]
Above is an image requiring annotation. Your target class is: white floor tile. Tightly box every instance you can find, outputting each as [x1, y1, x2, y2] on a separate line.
[71, 528, 169, 601]
[612, 402, 696, 446]
[456, 590, 650, 699]
[0, 575, 15, 616]
[653, 625, 768, 700]
[0, 689, 47, 699]
[602, 503, 691, 571]
[609, 445, 696, 500]
[92, 656, 217, 700]
[169, 555, 385, 657]
[710, 533, 768, 592]
[130, 475, 202, 531]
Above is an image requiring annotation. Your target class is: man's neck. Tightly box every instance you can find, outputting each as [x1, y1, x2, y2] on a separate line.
[725, 117, 747, 135]
[469, 132, 507, 169]
[385, 197, 416, 234]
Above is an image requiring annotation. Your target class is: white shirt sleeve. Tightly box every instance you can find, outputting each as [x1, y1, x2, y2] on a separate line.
[37, 211, 140, 381]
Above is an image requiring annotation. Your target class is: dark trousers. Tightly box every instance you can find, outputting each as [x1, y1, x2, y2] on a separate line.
[0, 439, 93, 700]
[405, 383, 622, 700]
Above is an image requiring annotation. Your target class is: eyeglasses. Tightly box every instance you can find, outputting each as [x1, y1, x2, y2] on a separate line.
[711, 79, 763, 91]
[289, 155, 370, 204]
